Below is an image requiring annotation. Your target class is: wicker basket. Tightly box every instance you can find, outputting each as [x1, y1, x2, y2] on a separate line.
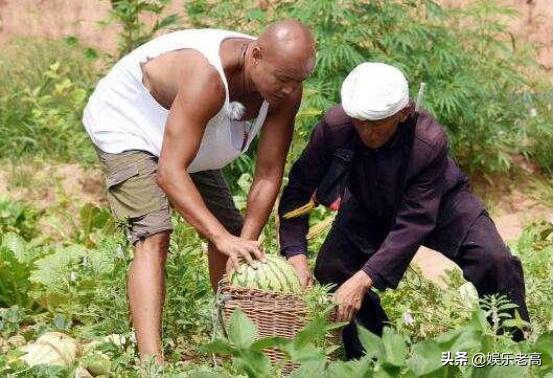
[214, 278, 340, 375]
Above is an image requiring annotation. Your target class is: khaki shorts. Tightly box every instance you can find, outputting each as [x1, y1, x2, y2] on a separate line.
[95, 148, 243, 244]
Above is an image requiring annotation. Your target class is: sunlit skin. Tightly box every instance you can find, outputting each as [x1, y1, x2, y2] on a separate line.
[223, 22, 316, 110]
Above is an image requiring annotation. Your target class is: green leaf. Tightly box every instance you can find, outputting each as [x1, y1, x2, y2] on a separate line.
[63, 35, 79, 46]
[531, 331, 553, 371]
[470, 364, 527, 378]
[470, 310, 490, 333]
[286, 342, 326, 363]
[325, 356, 373, 377]
[291, 360, 327, 378]
[1, 232, 28, 264]
[382, 327, 408, 367]
[84, 48, 99, 60]
[251, 336, 290, 351]
[29, 245, 87, 288]
[436, 328, 483, 353]
[234, 349, 272, 377]
[374, 364, 403, 378]
[227, 309, 257, 348]
[406, 340, 446, 376]
[294, 313, 327, 348]
[201, 338, 235, 355]
[52, 313, 69, 330]
[80, 203, 110, 232]
[357, 324, 385, 359]
[154, 13, 180, 32]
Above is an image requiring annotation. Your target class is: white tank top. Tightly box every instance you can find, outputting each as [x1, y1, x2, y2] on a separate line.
[82, 29, 269, 173]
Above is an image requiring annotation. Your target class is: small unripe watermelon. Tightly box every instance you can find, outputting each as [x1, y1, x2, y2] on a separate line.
[229, 255, 301, 293]
[21, 332, 79, 367]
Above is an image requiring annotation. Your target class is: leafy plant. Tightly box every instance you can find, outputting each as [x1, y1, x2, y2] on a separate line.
[0, 306, 26, 339]
[0, 232, 42, 308]
[509, 221, 553, 336]
[0, 38, 98, 164]
[0, 197, 40, 241]
[104, 0, 181, 58]
[204, 308, 342, 377]
[185, 0, 551, 176]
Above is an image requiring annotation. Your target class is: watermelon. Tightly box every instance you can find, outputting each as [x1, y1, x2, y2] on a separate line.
[229, 255, 301, 293]
[21, 332, 79, 367]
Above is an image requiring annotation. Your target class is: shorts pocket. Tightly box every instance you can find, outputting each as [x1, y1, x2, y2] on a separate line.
[106, 163, 140, 188]
[106, 160, 165, 220]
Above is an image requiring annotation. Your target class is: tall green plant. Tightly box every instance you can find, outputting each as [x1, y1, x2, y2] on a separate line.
[185, 0, 551, 176]
[105, 0, 182, 58]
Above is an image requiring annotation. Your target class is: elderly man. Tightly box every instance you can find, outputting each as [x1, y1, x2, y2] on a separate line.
[278, 62, 530, 358]
[83, 21, 315, 362]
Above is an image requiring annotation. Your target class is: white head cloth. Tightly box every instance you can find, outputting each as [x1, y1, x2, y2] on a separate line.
[341, 62, 409, 121]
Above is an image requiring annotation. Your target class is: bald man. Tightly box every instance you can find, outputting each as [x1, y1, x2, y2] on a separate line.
[82, 21, 316, 362]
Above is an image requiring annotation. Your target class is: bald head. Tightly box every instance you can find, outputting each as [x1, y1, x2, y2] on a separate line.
[246, 20, 315, 104]
[259, 20, 315, 57]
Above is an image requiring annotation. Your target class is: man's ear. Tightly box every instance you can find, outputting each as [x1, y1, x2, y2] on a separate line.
[398, 103, 413, 122]
[251, 45, 262, 66]
[398, 111, 409, 123]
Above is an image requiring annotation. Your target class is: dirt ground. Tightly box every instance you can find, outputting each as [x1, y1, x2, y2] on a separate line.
[0, 162, 104, 209]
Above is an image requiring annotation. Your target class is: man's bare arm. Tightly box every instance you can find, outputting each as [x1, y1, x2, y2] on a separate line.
[157, 55, 263, 266]
[240, 88, 301, 241]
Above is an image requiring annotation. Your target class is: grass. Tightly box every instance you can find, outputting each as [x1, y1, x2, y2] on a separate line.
[0, 37, 100, 165]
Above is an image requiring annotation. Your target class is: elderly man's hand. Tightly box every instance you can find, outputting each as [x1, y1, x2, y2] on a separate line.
[333, 270, 373, 322]
[287, 254, 314, 289]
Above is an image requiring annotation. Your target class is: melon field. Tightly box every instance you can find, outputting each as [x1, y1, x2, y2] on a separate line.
[0, 0, 552, 377]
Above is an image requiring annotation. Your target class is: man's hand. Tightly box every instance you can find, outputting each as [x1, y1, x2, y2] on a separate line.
[215, 234, 266, 272]
[287, 254, 313, 289]
[333, 270, 373, 322]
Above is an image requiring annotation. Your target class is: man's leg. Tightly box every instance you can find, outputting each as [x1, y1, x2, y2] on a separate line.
[207, 242, 227, 290]
[190, 170, 244, 291]
[129, 231, 170, 363]
[95, 149, 174, 363]
[314, 226, 389, 359]
[451, 212, 530, 340]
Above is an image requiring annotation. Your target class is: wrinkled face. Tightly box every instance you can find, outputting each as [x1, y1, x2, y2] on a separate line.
[352, 113, 406, 149]
[250, 47, 315, 105]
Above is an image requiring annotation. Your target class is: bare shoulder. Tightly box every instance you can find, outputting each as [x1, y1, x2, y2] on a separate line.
[173, 49, 226, 118]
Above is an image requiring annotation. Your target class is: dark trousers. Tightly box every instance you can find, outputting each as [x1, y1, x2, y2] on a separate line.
[314, 212, 530, 359]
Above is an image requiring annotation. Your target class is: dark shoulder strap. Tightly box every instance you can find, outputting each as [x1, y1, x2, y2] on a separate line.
[314, 128, 357, 207]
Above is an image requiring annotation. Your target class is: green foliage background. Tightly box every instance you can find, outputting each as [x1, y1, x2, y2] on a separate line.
[186, 0, 552, 176]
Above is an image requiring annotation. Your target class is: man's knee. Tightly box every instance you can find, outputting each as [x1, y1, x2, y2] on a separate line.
[478, 243, 516, 277]
[134, 231, 170, 264]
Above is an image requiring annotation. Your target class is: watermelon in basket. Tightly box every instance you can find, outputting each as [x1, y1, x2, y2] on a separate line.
[214, 254, 342, 375]
[229, 255, 302, 293]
